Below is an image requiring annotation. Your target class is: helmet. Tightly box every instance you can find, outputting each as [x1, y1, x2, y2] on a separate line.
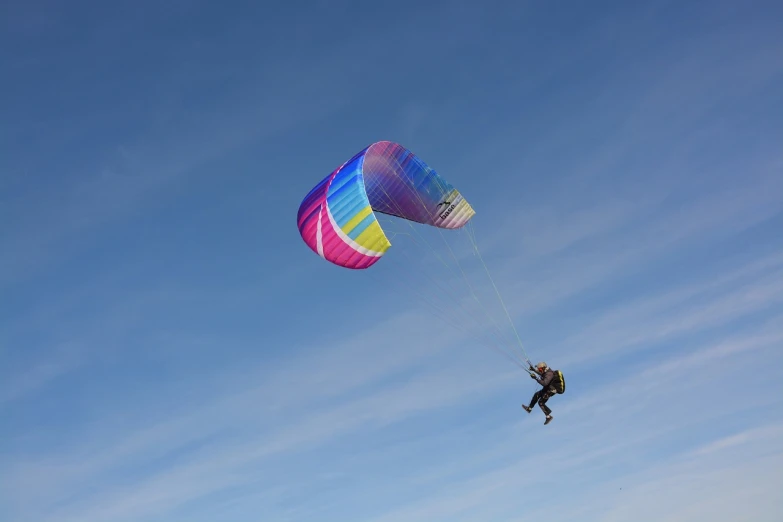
[535, 362, 548, 373]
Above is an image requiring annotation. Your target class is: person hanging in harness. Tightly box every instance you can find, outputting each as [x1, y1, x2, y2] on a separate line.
[522, 361, 565, 425]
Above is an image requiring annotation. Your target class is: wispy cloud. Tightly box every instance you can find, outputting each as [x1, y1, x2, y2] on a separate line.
[687, 423, 783, 457]
[22, 367, 516, 522]
[5, 278, 780, 521]
[555, 252, 783, 365]
[360, 340, 783, 522]
[0, 343, 83, 405]
[0, 305, 516, 521]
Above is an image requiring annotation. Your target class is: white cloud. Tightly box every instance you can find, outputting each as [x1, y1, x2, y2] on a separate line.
[0, 343, 84, 404]
[0, 304, 518, 522]
[556, 252, 783, 365]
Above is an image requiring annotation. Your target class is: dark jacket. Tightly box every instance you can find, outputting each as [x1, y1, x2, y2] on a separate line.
[535, 369, 556, 389]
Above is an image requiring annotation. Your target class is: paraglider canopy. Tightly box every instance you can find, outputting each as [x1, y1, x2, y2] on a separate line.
[296, 141, 476, 269]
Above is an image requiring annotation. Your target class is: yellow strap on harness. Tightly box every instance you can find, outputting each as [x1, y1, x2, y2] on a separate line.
[555, 370, 565, 393]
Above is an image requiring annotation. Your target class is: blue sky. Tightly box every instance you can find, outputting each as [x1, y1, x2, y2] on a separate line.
[2, 0, 782, 520]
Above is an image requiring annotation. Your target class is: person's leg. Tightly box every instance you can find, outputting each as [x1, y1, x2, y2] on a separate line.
[522, 390, 542, 412]
[537, 391, 552, 416]
[538, 388, 555, 424]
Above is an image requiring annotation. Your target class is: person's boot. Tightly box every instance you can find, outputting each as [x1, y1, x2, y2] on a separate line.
[521, 405, 532, 413]
[544, 415, 553, 425]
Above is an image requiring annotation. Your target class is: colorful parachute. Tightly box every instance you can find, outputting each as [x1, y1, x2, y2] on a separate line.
[296, 141, 476, 269]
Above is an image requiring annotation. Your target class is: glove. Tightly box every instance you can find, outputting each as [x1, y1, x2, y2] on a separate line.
[530, 373, 537, 379]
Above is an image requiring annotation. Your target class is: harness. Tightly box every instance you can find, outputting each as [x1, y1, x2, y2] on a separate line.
[553, 370, 566, 394]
